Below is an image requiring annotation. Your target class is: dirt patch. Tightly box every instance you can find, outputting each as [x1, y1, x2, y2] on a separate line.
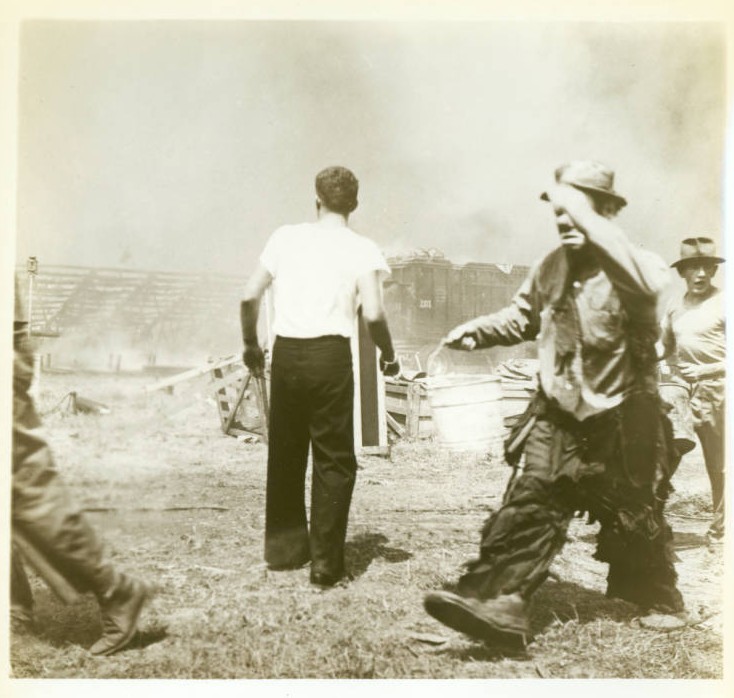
[10, 371, 724, 678]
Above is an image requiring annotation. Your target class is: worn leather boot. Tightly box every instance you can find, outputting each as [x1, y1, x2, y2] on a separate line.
[424, 590, 530, 647]
[89, 577, 152, 656]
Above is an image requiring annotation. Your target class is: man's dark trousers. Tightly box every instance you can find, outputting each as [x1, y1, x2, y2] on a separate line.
[265, 335, 357, 579]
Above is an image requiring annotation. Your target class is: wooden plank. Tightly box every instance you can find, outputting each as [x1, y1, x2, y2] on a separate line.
[253, 374, 269, 444]
[406, 382, 422, 439]
[385, 396, 433, 417]
[358, 313, 381, 447]
[144, 355, 240, 393]
[224, 373, 252, 434]
[386, 412, 405, 438]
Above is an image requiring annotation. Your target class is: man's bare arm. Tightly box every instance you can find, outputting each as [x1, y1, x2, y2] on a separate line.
[240, 263, 273, 375]
[356, 270, 399, 376]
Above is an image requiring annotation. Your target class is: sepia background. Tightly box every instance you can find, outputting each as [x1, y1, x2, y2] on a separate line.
[2, 3, 731, 694]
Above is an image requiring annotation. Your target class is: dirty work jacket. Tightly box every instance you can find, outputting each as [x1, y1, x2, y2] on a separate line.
[460, 226, 670, 421]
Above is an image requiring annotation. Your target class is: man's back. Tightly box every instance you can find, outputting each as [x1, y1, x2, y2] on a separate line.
[261, 221, 387, 339]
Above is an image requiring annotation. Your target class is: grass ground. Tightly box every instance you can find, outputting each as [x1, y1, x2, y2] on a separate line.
[9, 370, 725, 679]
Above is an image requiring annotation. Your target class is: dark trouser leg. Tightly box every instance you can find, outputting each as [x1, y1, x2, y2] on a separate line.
[264, 343, 311, 568]
[587, 404, 684, 614]
[696, 422, 725, 538]
[12, 393, 119, 600]
[457, 418, 573, 601]
[308, 356, 357, 579]
[310, 339, 357, 577]
[11, 543, 34, 622]
[593, 492, 684, 613]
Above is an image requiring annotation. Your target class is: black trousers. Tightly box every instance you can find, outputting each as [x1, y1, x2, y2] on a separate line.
[265, 335, 357, 578]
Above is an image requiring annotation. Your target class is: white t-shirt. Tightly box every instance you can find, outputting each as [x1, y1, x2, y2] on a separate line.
[260, 222, 390, 339]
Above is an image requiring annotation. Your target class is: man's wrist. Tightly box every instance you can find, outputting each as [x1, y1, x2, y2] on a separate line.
[381, 350, 396, 364]
[244, 337, 259, 346]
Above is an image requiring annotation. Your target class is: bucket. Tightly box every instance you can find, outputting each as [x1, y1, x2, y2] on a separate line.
[659, 381, 696, 456]
[426, 374, 504, 454]
[500, 385, 535, 418]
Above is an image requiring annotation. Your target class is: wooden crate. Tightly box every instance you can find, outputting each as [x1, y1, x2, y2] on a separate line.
[384, 379, 433, 439]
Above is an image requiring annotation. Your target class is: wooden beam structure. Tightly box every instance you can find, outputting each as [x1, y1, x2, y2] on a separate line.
[16, 264, 246, 361]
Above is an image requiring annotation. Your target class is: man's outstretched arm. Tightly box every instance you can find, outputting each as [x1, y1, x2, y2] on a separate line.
[443, 271, 540, 351]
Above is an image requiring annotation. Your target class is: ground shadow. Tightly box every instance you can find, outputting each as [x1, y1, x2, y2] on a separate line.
[345, 532, 412, 579]
[127, 625, 169, 650]
[531, 580, 638, 630]
[19, 587, 167, 653]
[575, 528, 708, 551]
[441, 642, 531, 662]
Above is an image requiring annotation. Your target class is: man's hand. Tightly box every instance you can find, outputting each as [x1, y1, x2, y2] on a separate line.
[545, 182, 594, 216]
[380, 354, 401, 377]
[243, 342, 265, 377]
[442, 322, 478, 351]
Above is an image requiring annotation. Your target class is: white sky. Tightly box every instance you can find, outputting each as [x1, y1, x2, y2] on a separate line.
[14, 20, 726, 275]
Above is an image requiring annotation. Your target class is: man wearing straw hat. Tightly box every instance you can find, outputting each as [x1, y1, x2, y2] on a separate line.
[660, 237, 725, 546]
[423, 161, 689, 646]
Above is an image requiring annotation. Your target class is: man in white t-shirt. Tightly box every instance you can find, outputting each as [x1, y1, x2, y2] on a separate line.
[660, 237, 726, 544]
[240, 166, 400, 588]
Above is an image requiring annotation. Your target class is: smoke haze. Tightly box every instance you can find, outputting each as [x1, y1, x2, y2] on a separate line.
[16, 21, 726, 274]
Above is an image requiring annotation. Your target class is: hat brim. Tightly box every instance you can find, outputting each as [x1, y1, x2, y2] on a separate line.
[540, 183, 627, 208]
[671, 256, 725, 269]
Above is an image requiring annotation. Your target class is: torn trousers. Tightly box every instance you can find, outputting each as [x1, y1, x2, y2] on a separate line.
[457, 390, 685, 614]
[11, 350, 120, 618]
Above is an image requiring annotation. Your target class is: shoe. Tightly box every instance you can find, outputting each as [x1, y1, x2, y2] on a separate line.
[89, 578, 152, 656]
[309, 571, 345, 589]
[424, 591, 529, 647]
[705, 529, 724, 548]
[640, 610, 699, 632]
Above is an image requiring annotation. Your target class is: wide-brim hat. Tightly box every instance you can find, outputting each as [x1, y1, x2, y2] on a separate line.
[540, 160, 627, 208]
[671, 237, 725, 269]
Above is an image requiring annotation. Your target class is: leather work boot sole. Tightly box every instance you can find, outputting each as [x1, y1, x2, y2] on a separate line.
[90, 579, 153, 656]
[424, 591, 529, 649]
[640, 609, 701, 632]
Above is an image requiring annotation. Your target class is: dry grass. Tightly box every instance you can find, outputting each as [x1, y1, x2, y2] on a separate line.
[9, 371, 724, 679]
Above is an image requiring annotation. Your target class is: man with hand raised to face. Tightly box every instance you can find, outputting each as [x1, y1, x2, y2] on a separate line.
[424, 161, 690, 646]
[240, 166, 399, 590]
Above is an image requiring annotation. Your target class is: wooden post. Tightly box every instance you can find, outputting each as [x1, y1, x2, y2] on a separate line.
[406, 382, 421, 439]
[351, 311, 389, 456]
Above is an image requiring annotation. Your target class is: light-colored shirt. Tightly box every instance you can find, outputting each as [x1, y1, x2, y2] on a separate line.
[660, 288, 725, 428]
[465, 228, 670, 421]
[260, 222, 390, 339]
[660, 288, 725, 368]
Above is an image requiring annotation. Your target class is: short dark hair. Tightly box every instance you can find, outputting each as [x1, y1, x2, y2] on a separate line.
[315, 166, 359, 215]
